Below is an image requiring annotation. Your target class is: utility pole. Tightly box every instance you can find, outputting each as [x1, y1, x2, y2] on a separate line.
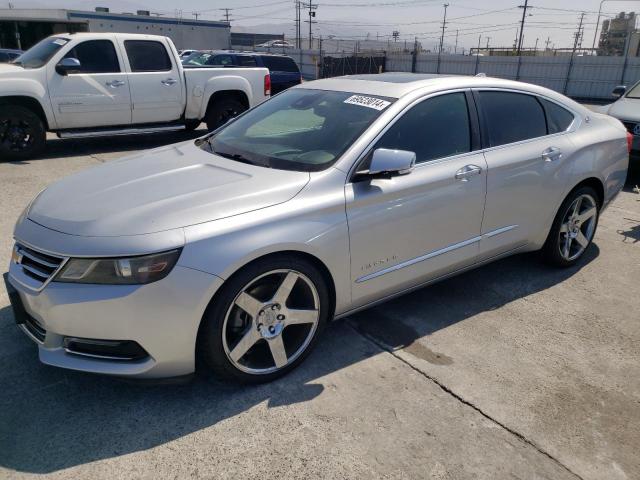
[516, 0, 531, 55]
[193, 12, 200, 20]
[454, 29, 459, 53]
[534, 37, 539, 52]
[438, 3, 449, 54]
[303, 1, 317, 49]
[220, 8, 232, 23]
[486, 36, 491, 50]
[572, 12, 585, 56]
[545, 36, 551, 50]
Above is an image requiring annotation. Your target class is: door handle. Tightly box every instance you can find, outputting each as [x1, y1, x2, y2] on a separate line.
[106, 80, 125, 88]
[542, 147, 563, 162]
[161, 78, 178, 86]
[455, 164, 483, 181]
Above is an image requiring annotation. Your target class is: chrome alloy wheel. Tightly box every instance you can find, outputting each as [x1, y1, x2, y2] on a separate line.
[558, 193, 597, 261]
[222, 269, 320, 375]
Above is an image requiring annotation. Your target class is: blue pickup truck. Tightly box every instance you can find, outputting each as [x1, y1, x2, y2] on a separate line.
[0, 48, 23, 63]
[183, 50, 302, 94]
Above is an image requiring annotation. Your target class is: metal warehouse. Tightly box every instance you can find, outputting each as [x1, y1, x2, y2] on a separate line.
[0, 8, 230, 51]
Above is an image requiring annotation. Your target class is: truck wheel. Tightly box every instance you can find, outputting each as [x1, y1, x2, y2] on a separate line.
[205, 97, 247, 132]
[0, 105, 46, 161]
[184, 119, 201, 131]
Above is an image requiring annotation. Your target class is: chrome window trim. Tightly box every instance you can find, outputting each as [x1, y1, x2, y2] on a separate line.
[472, 87, 580, 154]
[346, 87, 475, 182]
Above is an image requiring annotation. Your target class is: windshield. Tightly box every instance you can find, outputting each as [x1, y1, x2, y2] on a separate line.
[13, 37, 69, 68]
[625, 81, 640, 99]
[201, 88, 395, 172]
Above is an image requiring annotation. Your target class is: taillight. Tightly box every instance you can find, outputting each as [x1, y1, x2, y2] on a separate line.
[627, 131, 633, 153]
[264, 74, 271, 96]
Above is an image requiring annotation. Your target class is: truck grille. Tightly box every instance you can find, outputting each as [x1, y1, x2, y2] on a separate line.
[13, 243, 65, 287]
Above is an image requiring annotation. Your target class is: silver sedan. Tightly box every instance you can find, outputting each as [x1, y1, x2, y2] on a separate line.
[4, 73, 629, 382]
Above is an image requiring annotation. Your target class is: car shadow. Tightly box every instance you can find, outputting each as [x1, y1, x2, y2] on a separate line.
[0, 247, 598, 474]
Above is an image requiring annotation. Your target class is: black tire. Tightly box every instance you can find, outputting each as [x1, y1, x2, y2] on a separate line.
[197, 255, 330, 383]
[204, 97, 247, 132]
[184, 119, 201, 131]
[542, 186, 600, 267]
[0, 105, 46, 161]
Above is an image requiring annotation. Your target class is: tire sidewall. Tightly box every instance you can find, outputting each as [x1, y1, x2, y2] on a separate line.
[543, 186, 600, 267]
[205, 98, 246, 132]
[197, 255, 330, 383]
[0, 105, 46, 161]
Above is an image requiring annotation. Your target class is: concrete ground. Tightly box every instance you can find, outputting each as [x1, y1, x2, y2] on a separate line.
[0, 131, 638, 480]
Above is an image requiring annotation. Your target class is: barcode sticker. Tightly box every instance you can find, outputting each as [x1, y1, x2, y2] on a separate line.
[343, 95, 391, 111]
[53, 38, 69, 46]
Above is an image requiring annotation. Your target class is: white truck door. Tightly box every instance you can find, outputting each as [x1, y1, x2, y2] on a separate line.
[120, 39, 184, 124]
[47, 39, 132, 129]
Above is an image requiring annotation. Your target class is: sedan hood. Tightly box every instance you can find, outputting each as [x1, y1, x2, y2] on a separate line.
[607, 97, 640, 121]
[28, 141, 310, 237]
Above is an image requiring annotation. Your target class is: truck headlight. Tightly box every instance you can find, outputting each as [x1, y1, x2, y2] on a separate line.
[55, 249, 181, 285]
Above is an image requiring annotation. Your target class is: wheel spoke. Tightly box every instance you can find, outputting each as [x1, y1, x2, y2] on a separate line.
[562, 236, 573, 258]
[235, 292, 263, 318]
[268, 335, 288, 368]
[577, 206, 596, 223]
[272, 271, 299, 305]
[560, 223, 570, 234]
[285, 308, 319, 326]
[572, 197, 582, 217]
[575, 231, 589, 248]
[229, 327, 260, 362]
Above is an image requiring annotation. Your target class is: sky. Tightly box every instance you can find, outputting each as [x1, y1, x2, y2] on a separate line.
[4, 0, 639, 51]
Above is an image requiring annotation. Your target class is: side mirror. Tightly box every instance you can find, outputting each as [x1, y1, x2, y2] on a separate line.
[612, 85, 627, 99]
[367, 148, 416, 177]
[55, 57, 81, 76]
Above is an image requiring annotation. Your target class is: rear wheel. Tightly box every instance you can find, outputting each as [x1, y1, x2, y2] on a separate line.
[198, 255, 330, 383]
[205, 97, 247, 132]
[0, 105, 46, 161]
[542, 186, 599, 267]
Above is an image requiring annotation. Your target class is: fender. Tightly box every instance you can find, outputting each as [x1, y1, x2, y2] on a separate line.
[197, 74, 254, 120]
[0, 78, 57, 130]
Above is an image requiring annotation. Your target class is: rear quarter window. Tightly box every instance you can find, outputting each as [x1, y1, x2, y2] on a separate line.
[261, 56, 299, 73]
[539, 98, 575, 134]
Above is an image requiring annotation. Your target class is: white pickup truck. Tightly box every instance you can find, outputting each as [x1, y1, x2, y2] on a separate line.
[0, 33, 270, 161]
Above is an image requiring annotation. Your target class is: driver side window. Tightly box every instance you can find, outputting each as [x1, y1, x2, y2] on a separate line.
[63, 40, 120, 74]
[374, 92, 472, 165]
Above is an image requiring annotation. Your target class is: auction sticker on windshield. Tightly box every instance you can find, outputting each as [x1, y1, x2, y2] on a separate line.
[344, 95, 391, 111]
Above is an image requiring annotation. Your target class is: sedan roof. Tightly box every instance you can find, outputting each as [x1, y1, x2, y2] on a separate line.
[298, 73, 586, 112]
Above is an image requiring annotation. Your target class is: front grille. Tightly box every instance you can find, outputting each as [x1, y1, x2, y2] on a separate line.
[23, 315, 46, 343]
[14, 243, 64, 287]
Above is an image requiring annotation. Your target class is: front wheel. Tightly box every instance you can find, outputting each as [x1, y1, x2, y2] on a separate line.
[0, 105, 46, 161]
[198, 255, 330, 383]
[542, 186, 600, 267]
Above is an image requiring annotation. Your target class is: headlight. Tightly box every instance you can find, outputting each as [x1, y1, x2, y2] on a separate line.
[55, 249, 181, 285]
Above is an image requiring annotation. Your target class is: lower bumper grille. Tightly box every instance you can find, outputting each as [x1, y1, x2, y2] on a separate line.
[63, 337, 149, 361]
[23, 315, 46, 343]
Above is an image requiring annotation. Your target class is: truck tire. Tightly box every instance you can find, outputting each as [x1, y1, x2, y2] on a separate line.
[0, 105, 46, 162]
[184, 119, 201, 131]
[205, 97, 247, 132]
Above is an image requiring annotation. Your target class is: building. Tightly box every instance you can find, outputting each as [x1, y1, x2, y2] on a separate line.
[0, 8, 230, 51]
[598, 11, 637, 56]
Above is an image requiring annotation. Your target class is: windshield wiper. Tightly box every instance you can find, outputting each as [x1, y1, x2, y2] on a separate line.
[212, 148, 270, 168]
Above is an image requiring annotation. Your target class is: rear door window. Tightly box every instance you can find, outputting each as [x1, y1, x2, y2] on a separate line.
[374, 92, 472, 164]
[237, 56, 258, 67]
[539, 98, 575, 134]
[63, 40, 120, 73]
[261, 56, 299, 73]
[208, 54, 234, 66]
[124, 40, 172, 72]
[478, 91, 547, 147]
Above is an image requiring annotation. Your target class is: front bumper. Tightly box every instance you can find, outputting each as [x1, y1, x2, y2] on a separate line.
[6, 257, 223, 379]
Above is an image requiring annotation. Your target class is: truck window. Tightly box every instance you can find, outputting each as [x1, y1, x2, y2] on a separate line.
[124, 40, 172, 72]
[64, 40, 120, 73]
[237, 56, 258, 67]
[12, 37, 69, 69]
[260, 56, 299, 73]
